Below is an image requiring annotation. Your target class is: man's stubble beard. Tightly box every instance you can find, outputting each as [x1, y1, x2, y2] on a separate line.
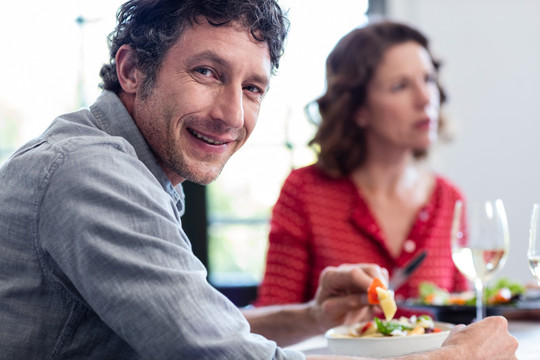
[161, 135, 227, 186]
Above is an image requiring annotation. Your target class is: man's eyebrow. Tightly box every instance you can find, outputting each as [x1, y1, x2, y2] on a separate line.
[189, 50, 228, 68]
[250, 73, 271, 91]
[188, 50, 270, 89]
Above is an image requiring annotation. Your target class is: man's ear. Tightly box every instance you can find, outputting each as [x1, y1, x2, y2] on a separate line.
[116, 44, 141, 95]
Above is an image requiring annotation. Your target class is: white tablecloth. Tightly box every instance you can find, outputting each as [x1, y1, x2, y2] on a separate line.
[508, 321, 540, 359]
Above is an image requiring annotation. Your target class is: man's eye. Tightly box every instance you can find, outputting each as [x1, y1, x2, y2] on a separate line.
[194, 67, 213, 77]
[244, 85, 262, 94]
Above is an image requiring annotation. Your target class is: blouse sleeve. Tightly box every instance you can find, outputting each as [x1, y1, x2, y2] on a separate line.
[255, 170, 312, 306]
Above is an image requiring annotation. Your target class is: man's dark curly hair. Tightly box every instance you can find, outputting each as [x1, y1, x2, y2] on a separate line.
[99, 0, 289, 98]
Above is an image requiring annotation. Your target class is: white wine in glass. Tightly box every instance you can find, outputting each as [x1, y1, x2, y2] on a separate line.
[451, 199, 510, 321]
[528, 203, 540, 285]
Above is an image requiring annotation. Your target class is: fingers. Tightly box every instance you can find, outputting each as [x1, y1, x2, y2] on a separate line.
[442, 316, 518, 359]
[360, 264, 389, 285]
[442, 323, 466, 345]
[316, 293, 371, 329]
[450, 323, 466, 334]
[467, 316, 511, 333]
[342, 305, 374, 326]
[319, 263, 388, 297]
[313, 263, 390, 328]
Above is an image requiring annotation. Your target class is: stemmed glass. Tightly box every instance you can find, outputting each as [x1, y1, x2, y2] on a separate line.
[528, 203, 540, 285]
[451, 199, 510, 321]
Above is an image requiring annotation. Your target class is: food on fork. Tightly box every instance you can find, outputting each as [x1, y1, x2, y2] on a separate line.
[376, 287, 397, 321]
[368, 277, 397, 321]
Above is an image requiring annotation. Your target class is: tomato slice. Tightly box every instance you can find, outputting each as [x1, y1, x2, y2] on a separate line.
[360, 321, 373, 334]
[492, 288, 512, 304]
[368, 277, 386, 304]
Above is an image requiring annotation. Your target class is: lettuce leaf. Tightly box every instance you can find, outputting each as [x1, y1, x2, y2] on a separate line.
[373, 317, 412, 336]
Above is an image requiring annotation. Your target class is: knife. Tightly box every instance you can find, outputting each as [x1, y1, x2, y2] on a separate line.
[388, 249, 428, 291]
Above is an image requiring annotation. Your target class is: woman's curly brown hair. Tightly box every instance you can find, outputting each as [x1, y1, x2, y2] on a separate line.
[309, 20, 448, 178]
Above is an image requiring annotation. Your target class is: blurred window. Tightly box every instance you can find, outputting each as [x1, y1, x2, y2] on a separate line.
[0, 0, 126, 163]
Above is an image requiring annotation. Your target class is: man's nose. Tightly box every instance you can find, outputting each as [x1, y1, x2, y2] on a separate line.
[213, 86, 244, 129]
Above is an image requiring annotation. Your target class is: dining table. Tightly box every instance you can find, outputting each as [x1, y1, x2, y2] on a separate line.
[286, 319, 540, 359]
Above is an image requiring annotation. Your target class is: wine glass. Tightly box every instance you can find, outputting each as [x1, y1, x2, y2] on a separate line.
[528, 203, 540, 285]
[451, 199, 510, 321]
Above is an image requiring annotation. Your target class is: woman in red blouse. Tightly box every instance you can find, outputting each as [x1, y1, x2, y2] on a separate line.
[255, 21, 469, 306]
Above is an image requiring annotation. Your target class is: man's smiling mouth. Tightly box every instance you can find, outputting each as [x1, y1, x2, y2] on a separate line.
[188, 128, 227, 145]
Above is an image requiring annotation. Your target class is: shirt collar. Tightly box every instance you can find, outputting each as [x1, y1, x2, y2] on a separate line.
[89, 91, 185, 213]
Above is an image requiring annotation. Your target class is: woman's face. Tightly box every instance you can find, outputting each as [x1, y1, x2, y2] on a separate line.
[357, 41, 440, 155]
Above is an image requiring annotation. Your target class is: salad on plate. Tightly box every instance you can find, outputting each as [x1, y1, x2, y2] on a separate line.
[339, 278, 446, 338]
[343, 315, 443, 338]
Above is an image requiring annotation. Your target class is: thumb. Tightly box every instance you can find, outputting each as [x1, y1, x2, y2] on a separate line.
[449, 324, 466, 335]
[442, 323, 466, 346]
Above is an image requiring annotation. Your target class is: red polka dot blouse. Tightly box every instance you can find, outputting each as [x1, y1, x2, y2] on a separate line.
[255, 164, 469, 306]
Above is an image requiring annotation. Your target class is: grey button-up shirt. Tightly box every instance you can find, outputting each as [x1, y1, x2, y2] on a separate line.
[0, 91, 303, 360]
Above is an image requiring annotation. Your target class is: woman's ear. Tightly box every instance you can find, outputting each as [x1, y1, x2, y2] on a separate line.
[355, 107, 369, 127]
[116, 44, 141, 95]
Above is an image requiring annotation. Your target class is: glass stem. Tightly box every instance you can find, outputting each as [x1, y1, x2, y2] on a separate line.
[475, 278, 485, 322]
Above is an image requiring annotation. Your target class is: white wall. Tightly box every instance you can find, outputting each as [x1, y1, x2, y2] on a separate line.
[386, 0, 540, 284]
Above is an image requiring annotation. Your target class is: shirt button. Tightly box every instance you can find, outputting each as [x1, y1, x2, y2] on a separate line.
[403, 239, 416, 253]
[419, 210, 429, 222]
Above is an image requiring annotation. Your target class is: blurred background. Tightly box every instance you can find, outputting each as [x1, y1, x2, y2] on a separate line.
[1, 0, 538, 304]
[386, 0, 540, 289]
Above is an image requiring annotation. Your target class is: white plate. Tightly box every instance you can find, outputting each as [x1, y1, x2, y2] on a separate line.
[325, 321, 453, 358]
